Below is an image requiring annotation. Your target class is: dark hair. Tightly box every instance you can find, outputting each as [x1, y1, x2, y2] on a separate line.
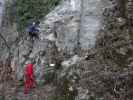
[35, 21, 40, 25]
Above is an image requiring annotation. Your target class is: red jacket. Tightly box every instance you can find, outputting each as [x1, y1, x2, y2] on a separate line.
[25, 64, 34, 79]
[24, 63, 36, 94]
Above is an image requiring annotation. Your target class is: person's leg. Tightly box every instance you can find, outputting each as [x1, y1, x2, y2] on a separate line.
[24, 80, 29, 94]
[24, 75, 31, 94]
[35, 33, 39, 39]
[32, 32, 39, 40]
[29, 78, 33, 88]
[29, 76, 36, 88]
[29, 32, 34, 41]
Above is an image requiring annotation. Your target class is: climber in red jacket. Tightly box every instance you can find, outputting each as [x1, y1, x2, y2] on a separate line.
[24, 63, 36, 94]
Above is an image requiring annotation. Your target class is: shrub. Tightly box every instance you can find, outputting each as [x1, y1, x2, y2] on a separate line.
[11, 97, 17, 100]
[0, 96, 4, 100]
[48, 95, 75, 100]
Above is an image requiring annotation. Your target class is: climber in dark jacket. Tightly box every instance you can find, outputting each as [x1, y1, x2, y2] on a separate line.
[27, 21, 40, 39]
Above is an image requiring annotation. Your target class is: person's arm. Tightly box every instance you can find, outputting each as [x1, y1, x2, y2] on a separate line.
[35, 28, 39, 33]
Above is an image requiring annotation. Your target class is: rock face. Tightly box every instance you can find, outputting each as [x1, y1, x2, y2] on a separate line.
[40, 0, 104, 50]
[79, 0, 103, 48]
[10, 0, 106, 80]
[1, 0, 133, 99]
[127, 0, 133, 34]
[0, 0, 18, 61]
[0, 0, 4, 27]
[10, 0, 132, 85]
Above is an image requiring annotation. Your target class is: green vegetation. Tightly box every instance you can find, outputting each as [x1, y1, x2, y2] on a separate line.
[48, 95, 75, 100]
[49, 77, 77, 100]
[89, 96, 97, 100]
[0, 96, 4, 100]
[11, 97, 17, 100]
[18, 79, 24, 87]
[45, 72, 55, 83]
[7, 0, 61, 32]
[47, 76, 77, 100]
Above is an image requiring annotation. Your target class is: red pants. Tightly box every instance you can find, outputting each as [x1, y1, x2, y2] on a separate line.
[24, 75, 36, 94]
